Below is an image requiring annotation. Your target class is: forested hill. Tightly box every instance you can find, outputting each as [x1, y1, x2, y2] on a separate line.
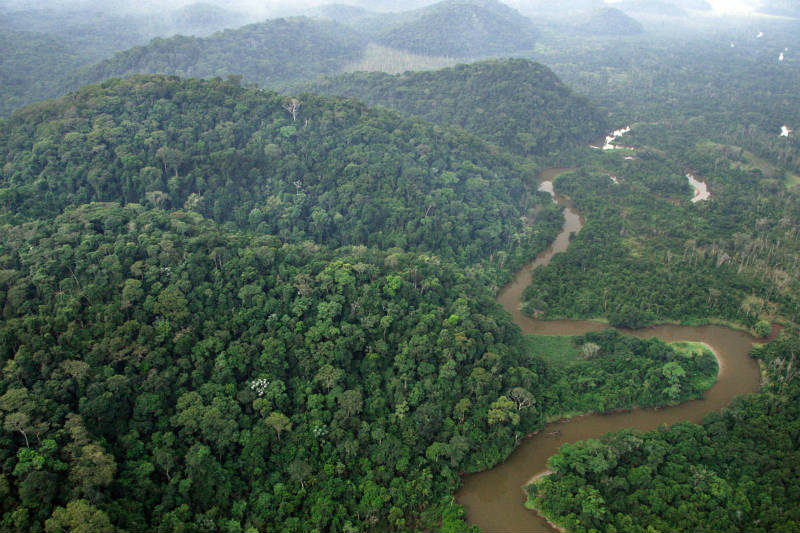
[70, 17, 368, 91]
[0, 74, 562, 287]
[374, 0, 539, 57]
[580, 7, 644, 36]
[304, 59, 608, 156]
[0, 203, 549, 532]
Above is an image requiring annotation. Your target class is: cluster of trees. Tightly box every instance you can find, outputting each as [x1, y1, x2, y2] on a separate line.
[304, 59, 608, 157]
[541, 330, 718, 416]
[0, 203, 549, 532]
[0, 75, 564, 289]
[0, 31, 85, 117]
[526, 328, 800, 532]
[535, 23, 800, 174]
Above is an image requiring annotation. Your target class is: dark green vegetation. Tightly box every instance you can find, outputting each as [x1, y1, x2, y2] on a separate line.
[2, 4, 800, 532]
[304, 59, 608, 157]
[0, 72, 594, 531]
[74, 18, 367, 91]
[539, 330, 718, 416]
[373, 0, 539, 58]
[522, 146, 800, 330]
[0, 75, 566, 290]
[526, 328, 800, 533]
[535, 24, 800, 174]
[0, 203, 548, 532]
[580, 8, 644, 36]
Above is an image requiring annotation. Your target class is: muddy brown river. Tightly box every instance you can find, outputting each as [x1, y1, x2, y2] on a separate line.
[456, 168, 763, 532]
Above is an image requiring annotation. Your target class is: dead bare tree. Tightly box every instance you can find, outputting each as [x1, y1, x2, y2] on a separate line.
[283, 98, 300, 122]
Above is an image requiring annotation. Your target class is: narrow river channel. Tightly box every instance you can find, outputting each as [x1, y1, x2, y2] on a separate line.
[456, 168, 763, 532]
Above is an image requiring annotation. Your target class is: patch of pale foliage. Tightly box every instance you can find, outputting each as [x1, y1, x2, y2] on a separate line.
[342, 43, 459, 75]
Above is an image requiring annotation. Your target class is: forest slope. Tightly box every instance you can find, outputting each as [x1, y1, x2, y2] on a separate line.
[0, 75, 565, 287]
[0, 203, 548, 532]
[374, 0, 539, 57]
[305, 59, 608, 156]
[71, 18, 368, 91]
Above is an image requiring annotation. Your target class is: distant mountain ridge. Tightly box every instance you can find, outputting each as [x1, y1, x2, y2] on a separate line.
[580, 7, 644, 35]
[374, 0, 539, 57]
[71, 17, 368, 90]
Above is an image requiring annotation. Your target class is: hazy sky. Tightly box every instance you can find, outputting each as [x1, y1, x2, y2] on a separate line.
[0, 0, 765, 16]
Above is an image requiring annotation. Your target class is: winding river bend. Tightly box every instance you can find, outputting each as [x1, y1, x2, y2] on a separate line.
[456, 168, 762, 532]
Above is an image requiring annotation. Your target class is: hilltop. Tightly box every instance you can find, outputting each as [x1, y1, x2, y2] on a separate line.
[0, 74, 562, 284]
[304, 58, 607, 156]
[374, 0, 539, 57]
[580, 7, 644, 35]
[0, 71, 565, 533]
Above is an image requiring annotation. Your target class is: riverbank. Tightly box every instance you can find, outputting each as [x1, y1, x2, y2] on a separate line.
[457, 168, 763, 533]
[523, 494, 567, 533]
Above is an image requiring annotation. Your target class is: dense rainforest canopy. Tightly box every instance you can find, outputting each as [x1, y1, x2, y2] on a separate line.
[1, 3, 800, 532]
[72, 18, 368, 92]
[0, 202, 553, 532]
[303, 59, 608, 157]
[527, 328, 800, 533]
[372, 0, 539, 58]
[0, 74, 566, 289]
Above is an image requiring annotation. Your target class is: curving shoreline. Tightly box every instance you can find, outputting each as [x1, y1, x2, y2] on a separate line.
[455, 168, 762, 533]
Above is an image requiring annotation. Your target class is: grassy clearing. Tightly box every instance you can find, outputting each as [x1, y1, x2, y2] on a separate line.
[341, 43, 459, 74]
[671, 341, 718, 391]
[739, 149, 800, 188]
[525, 334, 583, 368]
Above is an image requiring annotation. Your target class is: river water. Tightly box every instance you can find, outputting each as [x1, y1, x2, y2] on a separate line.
[456, 168, 762, 532]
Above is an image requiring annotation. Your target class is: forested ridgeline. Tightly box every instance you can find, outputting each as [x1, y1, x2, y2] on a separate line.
[0, 0, 542, 119]
[301, 59, 608, 157]
[0, 74, 565, 289]
[521, 147, 800, 329]
[526, 328, 800, 533]
[70, 18, 368, 92]
[0, 202, 552, 532]
[0, 4, 253, 117]
[370, 0, 539, 58]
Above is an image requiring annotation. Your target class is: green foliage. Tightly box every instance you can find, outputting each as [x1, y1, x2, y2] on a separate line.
[375, 0, 539, 58]
[0, 74, 561, 288]
[0, 204, 548, 532]
[542, 330, 718, 416]
[527, 329, 800, 533]
[72, 17, 367, 91]
[0, 31, 85, 117]
[304, 58, 608, 157]
[522, 157, 799, 326]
